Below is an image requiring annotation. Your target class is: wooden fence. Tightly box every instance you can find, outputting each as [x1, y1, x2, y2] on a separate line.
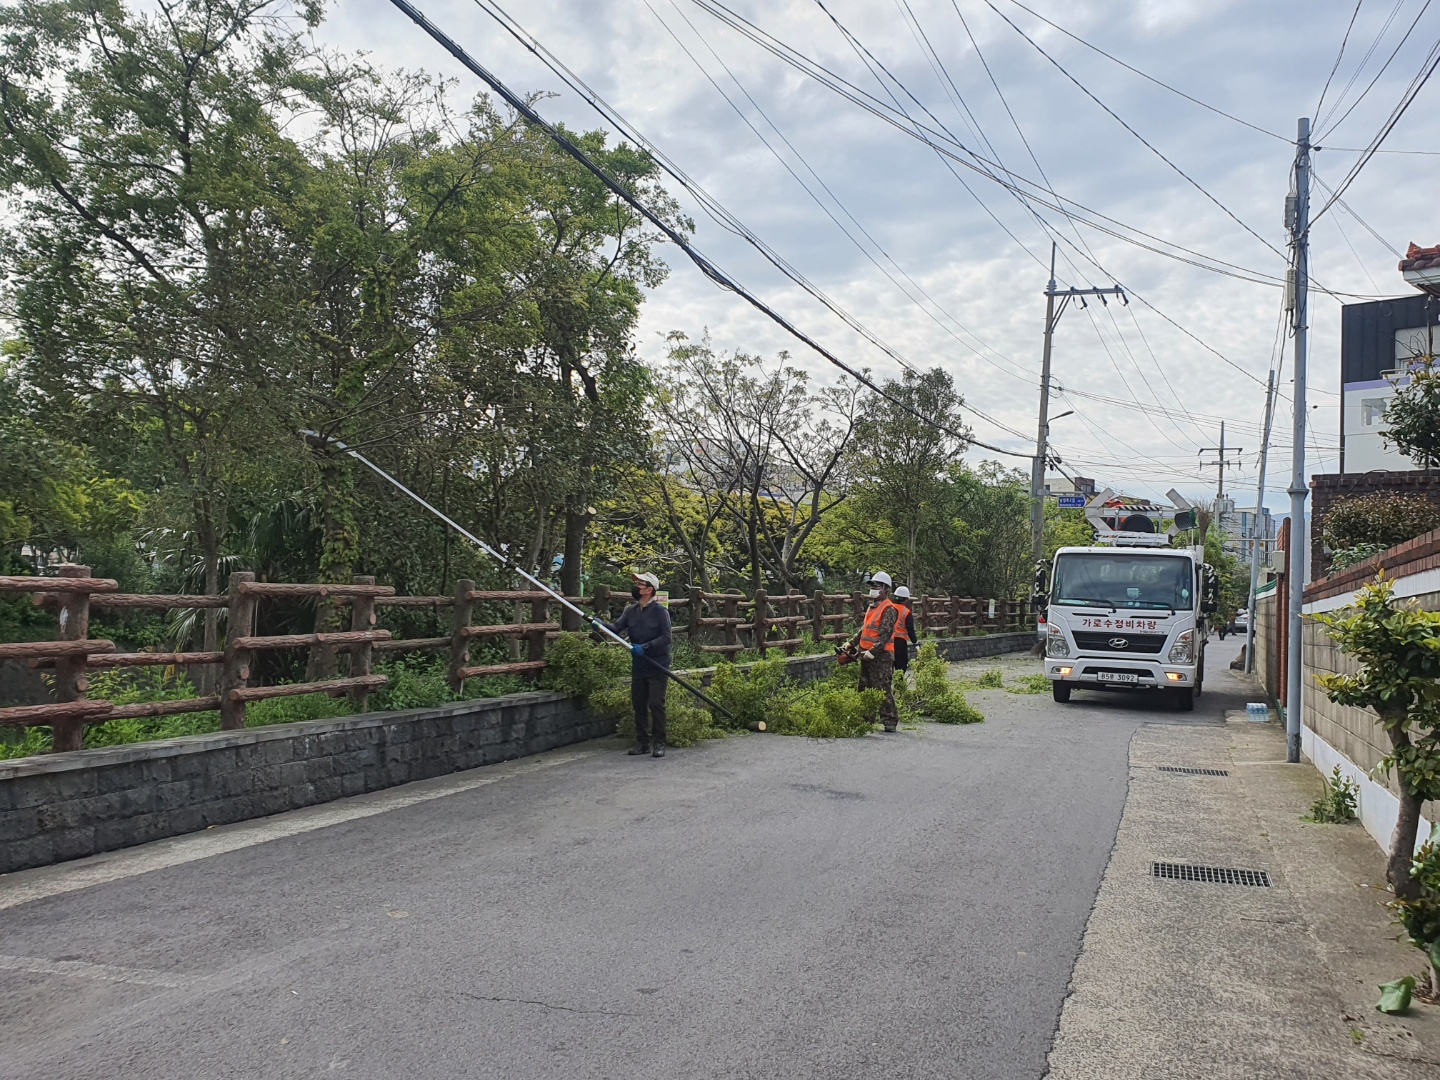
[0, 566, 1031, 751]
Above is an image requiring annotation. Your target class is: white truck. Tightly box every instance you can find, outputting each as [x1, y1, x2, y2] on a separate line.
[1035, 489, 1219, 712]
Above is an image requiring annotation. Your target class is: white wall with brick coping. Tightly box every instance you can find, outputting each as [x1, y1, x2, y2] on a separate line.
[1301, 576, 1440, 855]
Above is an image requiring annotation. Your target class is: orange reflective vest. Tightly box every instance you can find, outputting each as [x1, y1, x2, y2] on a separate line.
[859, 598, 900, 653]
[893, 603, 912, 644]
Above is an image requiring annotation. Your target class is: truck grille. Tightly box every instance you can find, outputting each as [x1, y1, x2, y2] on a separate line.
[1072, 632, 1169, 654]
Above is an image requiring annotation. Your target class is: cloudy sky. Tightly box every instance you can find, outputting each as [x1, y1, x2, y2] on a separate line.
[325, 0, 1439, 509]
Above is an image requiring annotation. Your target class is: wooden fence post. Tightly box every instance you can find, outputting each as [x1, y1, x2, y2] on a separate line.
[592, 584, 611, 629]
[348, 575, 377, 712]
[51, 564, 92, 752]
[851, 591, 866, 636]
[753, 589, 768, 657]
[812, 589, 826, 644]
[220, 571, 256, 731]
[449, 578, 474, 695]
[723, 592, 740, 654]
[527, 595, 548, 679]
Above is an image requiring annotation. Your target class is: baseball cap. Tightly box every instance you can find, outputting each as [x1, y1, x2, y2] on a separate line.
[632, 572, 661, 590]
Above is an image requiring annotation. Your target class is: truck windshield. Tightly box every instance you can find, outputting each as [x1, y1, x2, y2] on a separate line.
[1052, 553, 1192, 611]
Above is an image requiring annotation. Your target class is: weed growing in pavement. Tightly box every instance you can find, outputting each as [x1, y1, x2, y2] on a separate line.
[1304, 766, 1359, 824]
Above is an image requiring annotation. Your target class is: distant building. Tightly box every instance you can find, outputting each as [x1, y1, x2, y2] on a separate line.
[1229, 504, 1275, 566]
[1044, 475, 1096, 498]
[1339, 286, 1440, 473]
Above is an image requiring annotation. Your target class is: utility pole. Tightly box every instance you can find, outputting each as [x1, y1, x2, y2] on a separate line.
[1285, 117, 1311, 764]
[1030, 243, 1126, 565]
[1245, 370, 1276, 675]
[1198, 422, 1243, 501]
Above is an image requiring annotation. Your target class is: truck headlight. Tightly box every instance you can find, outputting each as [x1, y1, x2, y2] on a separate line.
[1167, 629, 1193, 664]
[1046, 624, 1070, 658]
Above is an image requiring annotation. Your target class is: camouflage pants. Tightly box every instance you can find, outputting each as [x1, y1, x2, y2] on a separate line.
[859, 653, 898, 731]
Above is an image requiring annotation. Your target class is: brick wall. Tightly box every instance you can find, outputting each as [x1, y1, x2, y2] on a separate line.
[1310, 471, 1440, 579]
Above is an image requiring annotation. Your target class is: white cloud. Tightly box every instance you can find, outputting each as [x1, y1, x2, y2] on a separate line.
[322, 0, 1440, 504]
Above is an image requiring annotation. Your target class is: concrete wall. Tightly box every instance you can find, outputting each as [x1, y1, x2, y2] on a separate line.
[0, 632, 1034, 875]
[1253, 591, 1281, 705]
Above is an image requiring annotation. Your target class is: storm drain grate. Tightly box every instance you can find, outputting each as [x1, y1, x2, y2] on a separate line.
[1152, 862, 1271, 887]
[1157, 765, 1230, 777]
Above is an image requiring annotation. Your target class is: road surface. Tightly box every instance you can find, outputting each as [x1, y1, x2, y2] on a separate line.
[1, 642, 1247, 1079]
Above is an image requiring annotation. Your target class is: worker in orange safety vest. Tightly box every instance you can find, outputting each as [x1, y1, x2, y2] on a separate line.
[842, 571, 901, 732]
[892, 585, 918, 680]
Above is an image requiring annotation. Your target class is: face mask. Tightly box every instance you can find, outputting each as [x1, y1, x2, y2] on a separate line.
[867, 589, 879, 599]
[631, 586, 642, 600]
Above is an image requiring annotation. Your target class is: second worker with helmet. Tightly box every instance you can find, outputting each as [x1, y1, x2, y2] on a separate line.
[843, 571, 902, 732]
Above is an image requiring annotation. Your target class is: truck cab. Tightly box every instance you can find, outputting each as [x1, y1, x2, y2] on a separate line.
[1036, 491, 1218, 712]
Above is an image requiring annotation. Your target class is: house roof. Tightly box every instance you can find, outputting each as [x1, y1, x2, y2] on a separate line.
[1399, 241, 1440, 271]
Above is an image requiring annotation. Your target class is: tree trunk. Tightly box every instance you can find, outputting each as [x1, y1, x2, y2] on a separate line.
[1389, 724, 1425, 901]
[561, 503, 589, 630]
[195, 498, 222, 695]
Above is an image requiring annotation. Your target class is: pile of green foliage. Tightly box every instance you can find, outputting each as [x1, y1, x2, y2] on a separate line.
[1304, 766, 1359, 824]
[901, 643, 984, 724]
[1321, 493, 1440, 571]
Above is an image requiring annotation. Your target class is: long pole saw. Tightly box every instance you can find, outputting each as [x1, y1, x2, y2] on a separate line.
[299, 432, 737, 722]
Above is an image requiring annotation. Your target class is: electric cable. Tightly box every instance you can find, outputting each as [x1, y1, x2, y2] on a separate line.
[682, 0, 1292, 288]
[1316, 0, 1429, 137]
[1316, 0, 1368, 122]
[983, 0, 1291, 266]
[386, 0, 1036, 459]
[1000, 0, 1290, 142]
[1311, 167, 1404, 257]
[650, 0, 1038, 387]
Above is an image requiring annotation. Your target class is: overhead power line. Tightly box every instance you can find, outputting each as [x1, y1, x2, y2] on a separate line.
[1001, 0, 1291, 142]
[382, 0, 1034, 459]
[1316, 0, 1432, 138]
[1315, 0, 1367, 122]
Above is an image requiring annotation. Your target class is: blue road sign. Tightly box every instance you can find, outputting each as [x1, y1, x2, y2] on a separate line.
[1056, 495, 1087, 508]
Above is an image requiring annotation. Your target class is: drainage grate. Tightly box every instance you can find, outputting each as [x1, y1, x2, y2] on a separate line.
[1157, 765, 1230, 777]
[1152, 862, 1271, 887]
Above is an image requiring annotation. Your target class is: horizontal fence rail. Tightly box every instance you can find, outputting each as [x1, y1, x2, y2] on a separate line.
[0, 564, 1032, 751]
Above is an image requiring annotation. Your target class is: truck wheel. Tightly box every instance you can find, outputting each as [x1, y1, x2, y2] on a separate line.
[1052, 682, 1071, 703]
[1173, 687, 1195, 712]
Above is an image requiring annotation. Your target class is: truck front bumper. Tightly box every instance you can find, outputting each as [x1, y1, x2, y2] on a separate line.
[1045, 657, 1195, 688]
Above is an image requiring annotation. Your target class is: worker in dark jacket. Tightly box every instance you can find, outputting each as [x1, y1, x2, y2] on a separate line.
[892, 585, 918, 676]
[595, 571, 672, 758]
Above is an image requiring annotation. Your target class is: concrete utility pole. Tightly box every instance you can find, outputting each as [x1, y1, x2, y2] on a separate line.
[1030, 243, 1126, 564]
[1198, 422, 1244, 503]
[1285, 117, 1311, 764]
[1245, 370, 1276, 675]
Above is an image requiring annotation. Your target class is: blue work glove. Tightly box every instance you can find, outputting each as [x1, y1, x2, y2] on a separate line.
[631, 643, 645, 657]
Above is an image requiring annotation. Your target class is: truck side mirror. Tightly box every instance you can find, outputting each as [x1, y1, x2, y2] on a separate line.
[1201, 565, 1220, 614]
[1032, 561, 1049, 605]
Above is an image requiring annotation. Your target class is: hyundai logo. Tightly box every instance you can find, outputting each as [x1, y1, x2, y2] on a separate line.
[1109, 637, 1130, 649]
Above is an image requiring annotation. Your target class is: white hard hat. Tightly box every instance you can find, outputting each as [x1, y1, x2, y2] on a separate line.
[894, 585, 911, 599]
[870, 571, 893, 588]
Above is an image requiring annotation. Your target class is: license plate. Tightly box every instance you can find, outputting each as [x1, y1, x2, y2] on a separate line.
[1097, 672, 1140, 684]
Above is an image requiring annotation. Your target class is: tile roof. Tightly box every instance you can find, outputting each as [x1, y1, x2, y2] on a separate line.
[1399, 241, 1440, 271]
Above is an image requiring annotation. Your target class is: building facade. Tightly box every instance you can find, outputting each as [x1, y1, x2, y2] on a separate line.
[1339, 292, 1440, 473]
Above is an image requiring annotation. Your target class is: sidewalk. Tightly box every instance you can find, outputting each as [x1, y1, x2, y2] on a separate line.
[1045, 712, 1440, 1078]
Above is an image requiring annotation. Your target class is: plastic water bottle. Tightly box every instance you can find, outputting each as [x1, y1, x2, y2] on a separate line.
[1246, 702, 1268, 722]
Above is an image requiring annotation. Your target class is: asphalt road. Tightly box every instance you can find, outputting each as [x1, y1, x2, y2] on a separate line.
[1, 642, 1247, 1080]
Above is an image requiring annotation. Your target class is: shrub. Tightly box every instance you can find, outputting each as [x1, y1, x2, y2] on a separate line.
[1329, 543, 1390, 573]
[541, 633, 631, 701]
[771, 684, 883, 738]
[369, 655, 461, 712]
[1321, 493, 1440, 554]
[1392, 824, 1440, 997]
[1305, 765, 1359, 823]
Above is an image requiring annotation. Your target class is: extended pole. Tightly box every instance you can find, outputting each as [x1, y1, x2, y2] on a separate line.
[1244, 370, 1276, 675]
[1285, 118, 1311, 764]
[299, 432, 737, 722]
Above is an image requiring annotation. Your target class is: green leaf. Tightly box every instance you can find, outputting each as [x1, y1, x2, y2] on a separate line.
[1376, 975, 1416, 1014]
